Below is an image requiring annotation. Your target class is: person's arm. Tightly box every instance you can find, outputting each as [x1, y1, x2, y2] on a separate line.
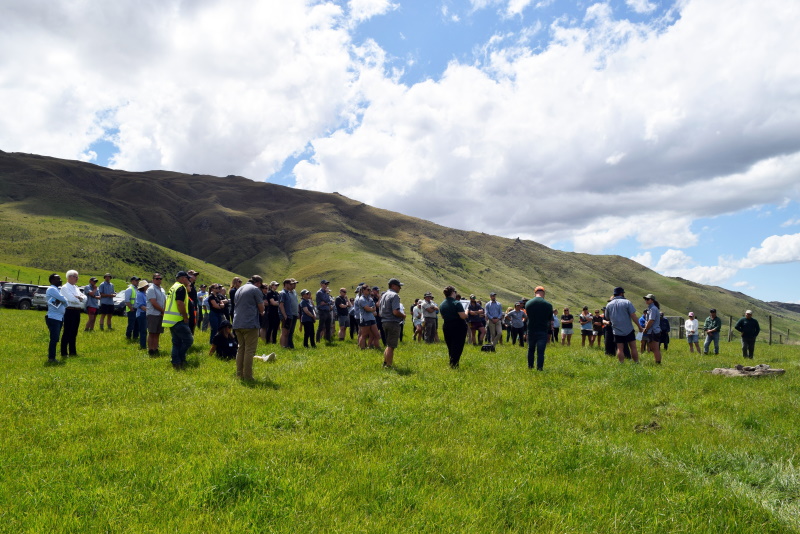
[176, 288, 188, 322]
[209, 344, 217, 356]
[456, 303, 467, 320]
[125, 288, 134, 310]
[734, 319, 744, 333]
[148, 291, 165, 313]
[630, 313, 642, 331]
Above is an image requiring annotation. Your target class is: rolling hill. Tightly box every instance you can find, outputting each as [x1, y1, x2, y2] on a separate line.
[1, 149, 798, 336]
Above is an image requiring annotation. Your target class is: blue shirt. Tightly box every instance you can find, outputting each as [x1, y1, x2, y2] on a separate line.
[645, 303, 661, 334]
[485, 300, 502, 320]
[316, 288, 332, 311]
[83, 284, 99, 308]
[355, 295, 375, 322]
[279, 289, 298, 318]
[99, 281, 115, 305]
[135, 290, 149, 317]
[300, 298, 316, 323]
[46, 285, 68, 321]
[606, 296, 637, 336]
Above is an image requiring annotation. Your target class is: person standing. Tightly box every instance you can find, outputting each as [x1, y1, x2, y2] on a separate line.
[187, 270, 200, 333]
[641, 294, 662, 364]
[379, 278, 406, 368]
[355, 284, 381, 349]
[605, 287, 641, 363]
[335, 288, 351, 341]
[467, 295, 486, 346]
[162, 271, 194, 370]
[299, 289, 317, 348]
[60, 270, 86, 357]
[659, 312, 671, 351]
[206, 284, 228, 344]
[279, 278, 299, 349]
[525, 286, 554, 370]
[551, 309, 559, 344]
[440, 286, 468, 368]
[507, 302, 527, 346]
[421, 293, 439, 343]
[97, 273, 115, 330]
[83, 277, 100, 331]
[592, 309, 604, 348]
[560, 308, 574, 346]
[228, 277, 242, 322]
[579, 306, 593, 347]
[315, 280, 333, 344]
[44, 273, 68, 364]
[146, 273, 166, 356]
[685, 312, 700, 353]
[264, 281, 281, 344]
[196, 284, 207, 332]
[135, 280, 150, 350]
[484, 292, 503, 346]
[232, 276, 265, 380]
[735, 310, 761, 359]
[703, 308, 722, 355]
[124, 276, 140, 341]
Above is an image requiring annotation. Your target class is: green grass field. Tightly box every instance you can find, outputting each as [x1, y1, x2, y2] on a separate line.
[2, 308, 800, 532]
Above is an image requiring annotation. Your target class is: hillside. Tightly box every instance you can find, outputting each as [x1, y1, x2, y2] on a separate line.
[1, 149, 798, 335]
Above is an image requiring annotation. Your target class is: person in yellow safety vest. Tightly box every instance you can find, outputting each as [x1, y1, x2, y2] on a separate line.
[125, 276, 140, 341]
[162, 271, 194, 370]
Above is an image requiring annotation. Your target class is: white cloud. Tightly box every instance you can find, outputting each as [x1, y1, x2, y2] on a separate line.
[781, 218, 800, 227]
[348, 0, 398, 24]
[643, 249, 738, 285]
[631, 251, 653, 268]
[0, 0, 360, 178]
[295, 0, 800, 252]
[733, 281, 749, 287]
[735, 233, 800, 268]
[626, 0, 657, 14]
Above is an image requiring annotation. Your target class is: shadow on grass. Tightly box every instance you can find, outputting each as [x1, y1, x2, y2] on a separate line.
[240, 376, 280, 390]
[388, 366, 414, 376]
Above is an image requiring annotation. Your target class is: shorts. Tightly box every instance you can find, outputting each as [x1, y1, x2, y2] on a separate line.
[361, 319, 377, 327]
[614, 331, 636, 344]
[86, 307, 98, 315]
[99, 303, 115, 315]
[383, 321, 401, 348]
[561, 328, 574, 335]
[642, 333, 660, 343]
[687, 334, 699, 343]
[413, 320, 423, 327]
[593, 330, 602, 336]
[337, 315, 350, 327]
[581, 328, 593, 335]
[147, 315, 164, 334]
[469, 321, 484, 330]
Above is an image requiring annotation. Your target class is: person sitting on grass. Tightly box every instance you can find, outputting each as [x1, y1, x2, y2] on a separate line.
[209, 320, 238, 360]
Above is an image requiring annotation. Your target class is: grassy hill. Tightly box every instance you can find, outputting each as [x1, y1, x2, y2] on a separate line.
[1, 149, 799, 338]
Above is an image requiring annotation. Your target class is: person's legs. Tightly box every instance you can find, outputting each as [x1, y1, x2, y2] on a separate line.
[85, 308, 97, 331]
[46, 317, 63, 361]
[286, 317, 297, 348]
[712, 333, 720, 354]
[527, 331, 547, 369]
[126, 310, 136, 339]
[137, 314, 148, 349]
[649, 339, 662, 363]
[208, 313, 221, 345]
[235, 328, 259, 380]
[60, 308, 80, 356]
[383, 322, 400, 367]
[170, 323, 193, 368]
[369, 324, 381, 349]
[703, 334, 712, 354]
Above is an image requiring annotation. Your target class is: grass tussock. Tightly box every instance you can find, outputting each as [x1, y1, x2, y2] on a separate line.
[2, 308, 800, 532]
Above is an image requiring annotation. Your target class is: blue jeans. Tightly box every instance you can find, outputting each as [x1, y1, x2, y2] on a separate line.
[137, 314, 148, 349]
[527, 331, 549, 370]
[45, 316, 63, 361]
[208, 312, 223, 345]
[170, 322, 194, 366]
[703, 332, 719, 354]
[126, 310, 139, 339]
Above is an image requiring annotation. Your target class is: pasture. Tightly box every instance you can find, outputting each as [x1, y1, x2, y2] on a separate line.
[2, 308, 799, 532]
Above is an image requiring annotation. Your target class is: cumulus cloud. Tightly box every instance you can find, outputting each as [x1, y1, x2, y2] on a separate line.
[0, 0, 359, 178]
[348, 0, 398, 24]
[626, 0, 657, 14]
[734, 233, 800, 268]
[296, 0, 800, 252]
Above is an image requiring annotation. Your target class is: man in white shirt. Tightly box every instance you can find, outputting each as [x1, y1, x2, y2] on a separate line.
[685, 312, 700, 353]
[60, 269, 86, 357]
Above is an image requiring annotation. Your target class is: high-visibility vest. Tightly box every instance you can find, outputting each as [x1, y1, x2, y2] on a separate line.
[161, 282, 186, 328]
[128, 284, 137, 306]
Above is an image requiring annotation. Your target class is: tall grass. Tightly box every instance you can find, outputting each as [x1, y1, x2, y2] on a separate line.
[2, 307, 799, 532]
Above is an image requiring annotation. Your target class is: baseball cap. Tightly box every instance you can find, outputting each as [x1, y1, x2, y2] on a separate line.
[490, 291, 497, 296]
[320, 279, 329, 284]
[388, 278, 403, 287]
[644, 293, 656, 300]
[300, 289, 310, 295]
[424, 292, 432, 297]
[534, 286, 545, 293]
[176, 271, 189, 279]
[710, 308, 717, 313]
[745, 309, 753, 314]
[688, 312, 694, 317]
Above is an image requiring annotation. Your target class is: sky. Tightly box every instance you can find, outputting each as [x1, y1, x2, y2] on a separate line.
[1, 0, 799, 304]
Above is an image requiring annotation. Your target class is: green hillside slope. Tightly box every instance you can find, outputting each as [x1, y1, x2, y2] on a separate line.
[1, 150, 798, 336]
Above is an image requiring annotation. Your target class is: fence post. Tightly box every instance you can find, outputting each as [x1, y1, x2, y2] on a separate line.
[769, 315, 773, 346]
[728, 316, 733, 342]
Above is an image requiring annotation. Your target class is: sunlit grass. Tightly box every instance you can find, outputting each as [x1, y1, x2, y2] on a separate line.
[2, 307, 800, 532]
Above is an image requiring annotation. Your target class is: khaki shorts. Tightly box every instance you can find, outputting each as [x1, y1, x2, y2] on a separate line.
[383, 321, 402, 348]
[147, 315, 164, 334]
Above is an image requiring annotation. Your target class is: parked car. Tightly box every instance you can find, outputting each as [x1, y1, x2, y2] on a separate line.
[0, 283, 39, 310]
[31, 286, 50, 310]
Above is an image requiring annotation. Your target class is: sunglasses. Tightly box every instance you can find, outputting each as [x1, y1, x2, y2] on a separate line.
[154, 277, 163, 280]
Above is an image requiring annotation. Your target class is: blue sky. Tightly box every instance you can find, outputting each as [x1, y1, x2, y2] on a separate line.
[1, 0, 799, 303]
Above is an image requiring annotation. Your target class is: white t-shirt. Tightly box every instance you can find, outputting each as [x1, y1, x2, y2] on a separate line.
[685, 319, 698, 335]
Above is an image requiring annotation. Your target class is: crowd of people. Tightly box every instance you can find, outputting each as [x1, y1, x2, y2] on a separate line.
[42, 270, 765, 377]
